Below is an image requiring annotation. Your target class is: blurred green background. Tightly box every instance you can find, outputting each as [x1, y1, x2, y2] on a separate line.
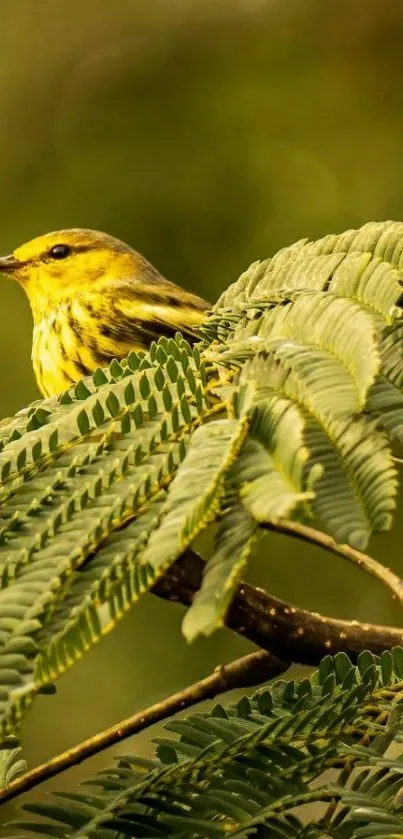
[1, 0, 403, 817]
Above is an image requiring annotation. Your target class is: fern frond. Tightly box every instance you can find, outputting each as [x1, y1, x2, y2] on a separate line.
[0, 339, 218, 734]
[182, 500, 258, 641]
[216, 220, 403, 311]
[140, 404, 251, 581]
[240, 392, 318, 518]
[35, 496, 165, 682]
[10, 648, 403, 839]
[0, 746, 27, 789]
[237, 356, 397, 547]
[216, 292, 381, 412]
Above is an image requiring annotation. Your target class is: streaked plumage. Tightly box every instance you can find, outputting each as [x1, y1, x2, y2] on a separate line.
[0, 228, 209, 397]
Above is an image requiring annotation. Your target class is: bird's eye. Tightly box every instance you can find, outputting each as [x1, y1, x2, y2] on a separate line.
[49, 244, 71, 260]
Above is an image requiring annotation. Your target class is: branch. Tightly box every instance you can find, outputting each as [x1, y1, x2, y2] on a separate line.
[0, 650, 285, 805]
[265, 519, 403, 605]
[154, 549, 403, 664]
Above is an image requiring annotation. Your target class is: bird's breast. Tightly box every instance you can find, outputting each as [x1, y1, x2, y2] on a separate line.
[32, 305, 94, 397]
[31, 297, 144, 397]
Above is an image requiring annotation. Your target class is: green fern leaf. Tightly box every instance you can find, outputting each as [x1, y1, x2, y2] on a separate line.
[366, 376, 403, 442]
[304, 412, 396, 547]
[327, 252, 403, 321]
[0, 746, 27, 789]
[140, 411, 251, 579]
[238, 393, 318, 522]
[36, 498, 165, 682]
[227, 292, 380, 409]
[238, 355, 396, 547]
[182, 501, 258, 641]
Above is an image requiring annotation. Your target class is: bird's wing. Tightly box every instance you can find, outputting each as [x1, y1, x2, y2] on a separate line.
[99, 278, 210, 351]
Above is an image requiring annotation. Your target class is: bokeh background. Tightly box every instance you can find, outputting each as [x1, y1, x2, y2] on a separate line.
[1, 0, 403, 819]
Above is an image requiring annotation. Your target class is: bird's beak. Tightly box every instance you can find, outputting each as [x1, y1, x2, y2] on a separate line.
[0, 255, 21, 274]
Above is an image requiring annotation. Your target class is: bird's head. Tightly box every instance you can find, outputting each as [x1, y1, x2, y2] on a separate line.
[0, 228, 167, 315]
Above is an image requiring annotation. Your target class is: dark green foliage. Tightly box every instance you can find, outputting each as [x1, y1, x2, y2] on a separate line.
[0, 221, 403, 734]
[8, 649, 403, 838]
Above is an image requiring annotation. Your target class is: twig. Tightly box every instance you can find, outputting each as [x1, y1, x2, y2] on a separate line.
[154, 549, 403, 664]
[264, 519, 403, 605]
[0, 650, 285, 805]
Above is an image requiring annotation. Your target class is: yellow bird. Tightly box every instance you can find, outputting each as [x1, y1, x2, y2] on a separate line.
[0, 229, 209, 398]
